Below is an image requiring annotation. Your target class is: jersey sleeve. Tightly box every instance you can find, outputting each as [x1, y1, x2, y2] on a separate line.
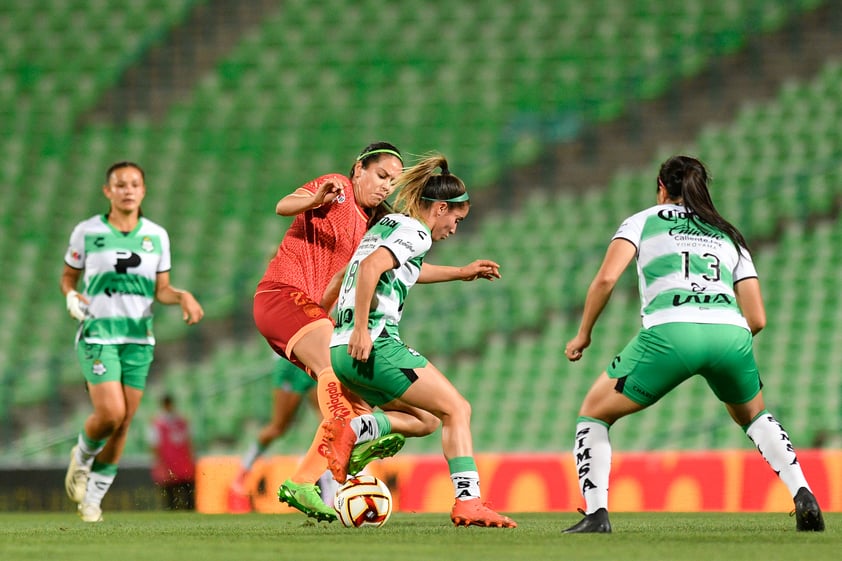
[611, 211, 643, 248]
[379, 220, 431, 266]
[733, 246, 758, 282]
[158, 228, 172, 273]
[64, 222, 86, 269]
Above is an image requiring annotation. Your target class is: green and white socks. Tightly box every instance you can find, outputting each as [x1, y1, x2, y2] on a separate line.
[76, 432, 106, 468]
[84, 461, 118, 508]
[350, 411, 391, 444]
[449, 456, 481, 501]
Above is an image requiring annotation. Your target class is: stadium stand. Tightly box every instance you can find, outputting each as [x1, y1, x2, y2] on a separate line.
[0, 0, 838, 461]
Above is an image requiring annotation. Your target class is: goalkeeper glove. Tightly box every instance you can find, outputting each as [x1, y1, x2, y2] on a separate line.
[66, 290, 88, 321]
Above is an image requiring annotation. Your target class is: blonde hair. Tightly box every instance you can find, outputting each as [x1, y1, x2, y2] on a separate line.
[393, 154, 468, 221]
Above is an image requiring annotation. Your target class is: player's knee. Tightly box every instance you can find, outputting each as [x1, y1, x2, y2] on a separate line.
[416, 411, 441, 436]
[440, 395, 471, 426]
[95, 407, 127, 431]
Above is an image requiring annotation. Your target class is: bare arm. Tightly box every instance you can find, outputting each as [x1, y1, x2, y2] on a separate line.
[155, 271, 205, 325]
[565, 239, 636, 361]
[275, 176, 345, 216]
[61, 264, 89, 320]
[60, 264, 85, 298]
[734, 277, 766, 335]
[347, 248, 398, 362]
[321, 265, 347, 311]
[418, 260, 501, 284]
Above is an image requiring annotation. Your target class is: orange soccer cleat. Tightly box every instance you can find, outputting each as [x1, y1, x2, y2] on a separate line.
[227, 472, 253, 514]
[451, 498, 517, 528]
[322, 417, 356, 482]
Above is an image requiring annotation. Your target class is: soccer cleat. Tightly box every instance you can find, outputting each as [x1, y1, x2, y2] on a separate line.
[227, 474, 253, 514]
[322, 417, 357, 482]
[451, 498, 517, 528]
[563, 508, 612, 533]
[277, 479, 337, 522]
[77, 502, 103, 523]
[348, 433, 406, 476]
[792, 487, 825, 531]
[317, 469, 340, 505]
[65, 445, 90, 504]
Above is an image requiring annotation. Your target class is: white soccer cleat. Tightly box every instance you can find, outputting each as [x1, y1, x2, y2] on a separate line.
[65, 445, 90, 504]
[77, 502, 103, 523]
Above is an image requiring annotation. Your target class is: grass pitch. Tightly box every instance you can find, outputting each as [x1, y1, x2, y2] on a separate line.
[1, 511, 839, 561]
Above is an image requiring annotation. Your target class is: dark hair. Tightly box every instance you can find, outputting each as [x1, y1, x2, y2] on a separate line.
[106, 161, 145, 181]
[658, 155, 749, 251]
[349, 142, 402, 177]
[351, 142, 402, 227]
[394, 154, 468, 220]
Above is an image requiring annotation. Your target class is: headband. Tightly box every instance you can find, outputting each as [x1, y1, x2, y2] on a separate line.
[357, 148, 402, 162]
[421, 192, 470, 203]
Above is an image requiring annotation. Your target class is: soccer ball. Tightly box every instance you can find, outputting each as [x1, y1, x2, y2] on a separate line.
[333, 474, 393, 528]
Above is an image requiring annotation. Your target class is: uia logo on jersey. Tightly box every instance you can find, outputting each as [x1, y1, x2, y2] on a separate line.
[141, 236, 154, 252]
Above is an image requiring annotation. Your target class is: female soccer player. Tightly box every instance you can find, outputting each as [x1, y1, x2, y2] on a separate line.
[562, 155, 824, 533]
[254, 142, 440, 521]
[323, 154, 517, 528]
[227, 357, 335, 513]
[62, 161, 204, 522]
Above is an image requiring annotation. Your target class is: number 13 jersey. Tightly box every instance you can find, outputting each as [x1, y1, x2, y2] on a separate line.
[613, 204, 757, 330]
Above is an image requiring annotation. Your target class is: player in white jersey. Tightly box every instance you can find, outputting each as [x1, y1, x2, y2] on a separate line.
[562, 155, 824, 533]
[322, 154, 516, 528]
[60, 162, 204, 522]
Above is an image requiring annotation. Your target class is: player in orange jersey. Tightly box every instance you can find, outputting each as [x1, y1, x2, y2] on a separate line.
[253, 143, 439, 521]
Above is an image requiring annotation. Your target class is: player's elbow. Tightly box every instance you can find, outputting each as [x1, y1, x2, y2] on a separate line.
[591, 274, 619, 293]
[747, 313, 766, 336]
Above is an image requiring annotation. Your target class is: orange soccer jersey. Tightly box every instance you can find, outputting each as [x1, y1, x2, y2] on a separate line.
[260, 174, 370, 303]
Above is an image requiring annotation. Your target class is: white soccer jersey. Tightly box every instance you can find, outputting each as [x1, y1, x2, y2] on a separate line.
[613, 204, 757, 330]
[331, 213, 431, 345]
[64, 214, 172, 345]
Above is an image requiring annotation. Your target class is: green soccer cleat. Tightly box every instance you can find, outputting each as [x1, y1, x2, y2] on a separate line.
[348, 433, 406, 476]
[277, 479, 337, 522]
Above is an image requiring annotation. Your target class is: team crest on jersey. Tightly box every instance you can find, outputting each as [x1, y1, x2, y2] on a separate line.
[141, 236, 155, 252]
[335, 192, 346, 204]
[91, 360, 107, 376]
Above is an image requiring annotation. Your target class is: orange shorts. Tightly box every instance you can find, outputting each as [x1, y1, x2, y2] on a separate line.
[253, 280, 332, 374]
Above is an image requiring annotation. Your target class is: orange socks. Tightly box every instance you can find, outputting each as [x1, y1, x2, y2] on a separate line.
[289, 368, 370, 484]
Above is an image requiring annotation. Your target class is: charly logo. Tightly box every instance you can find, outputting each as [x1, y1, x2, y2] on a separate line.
[92, 360, 107, 376]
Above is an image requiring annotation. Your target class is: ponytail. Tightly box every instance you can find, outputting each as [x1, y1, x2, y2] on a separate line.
[393, 154, 469, 221]
[658, 156, 749, 251]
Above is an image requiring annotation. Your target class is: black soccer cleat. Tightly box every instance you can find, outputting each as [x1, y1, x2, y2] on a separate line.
[793, 487, 825, 532]
[563, 507, 612, 533]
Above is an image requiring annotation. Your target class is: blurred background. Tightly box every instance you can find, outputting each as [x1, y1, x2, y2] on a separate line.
[1, 0, 841, 493]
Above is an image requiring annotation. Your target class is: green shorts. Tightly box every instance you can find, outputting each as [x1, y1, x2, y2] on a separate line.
[271, 357, 317, 394]
[76, 342, 155, 390]
[607, 323, 761, 407]
[331, 335, 428, 407]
